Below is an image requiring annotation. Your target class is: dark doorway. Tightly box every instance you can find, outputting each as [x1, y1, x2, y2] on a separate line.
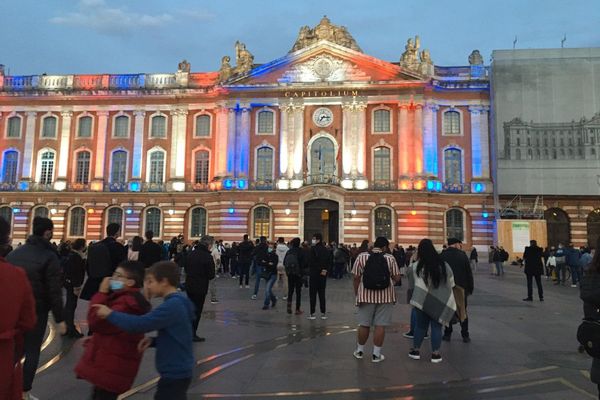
[587, 209, 600, 248]
[544, 208, 570, 248]
[304, 199, 339, 244]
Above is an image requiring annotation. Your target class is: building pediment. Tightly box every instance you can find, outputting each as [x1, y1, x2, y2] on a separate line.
[223, 40, 424, 87]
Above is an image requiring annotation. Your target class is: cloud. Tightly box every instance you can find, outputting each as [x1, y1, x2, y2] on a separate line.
[178, 9, 216, 21]
[49, 0, 174, 36]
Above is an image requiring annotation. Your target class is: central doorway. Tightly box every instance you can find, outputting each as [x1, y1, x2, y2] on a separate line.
[304, 199, 339, 244]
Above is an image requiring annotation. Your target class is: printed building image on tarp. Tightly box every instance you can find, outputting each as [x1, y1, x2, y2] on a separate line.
[492, 48, 600, 196]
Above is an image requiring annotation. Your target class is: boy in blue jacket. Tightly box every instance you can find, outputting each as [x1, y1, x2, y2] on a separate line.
[93, 261, 195, 400]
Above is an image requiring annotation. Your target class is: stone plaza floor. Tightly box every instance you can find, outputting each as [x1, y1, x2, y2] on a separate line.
[31, 264, 598, 399]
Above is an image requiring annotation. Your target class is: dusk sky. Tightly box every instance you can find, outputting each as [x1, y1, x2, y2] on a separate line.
[2, 0, 599, 75]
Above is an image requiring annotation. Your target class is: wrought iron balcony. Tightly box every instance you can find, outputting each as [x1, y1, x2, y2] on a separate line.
[142, 182, 166, 192]
[249, 180, 274, 190]
[107, 182, 128, 192]
[371, 180, 397, 191]
[443, 183, 469, 193]
[188, 182, 210, 192]
[30, 183, 55, 192]
[69, 183, 90, 192]
[0, 183, 17, 192]
[305, 174, 339, 185]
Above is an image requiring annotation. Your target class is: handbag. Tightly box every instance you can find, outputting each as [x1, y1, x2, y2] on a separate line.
[577, 319, 600, 358]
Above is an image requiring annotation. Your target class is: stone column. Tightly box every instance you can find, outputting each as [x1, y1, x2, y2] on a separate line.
[226, 105, 237, 177]
[170, 109, 187, 190]
[469, 105, 484, 178]
[422, 102, 439, 176]
[355, 102, 367, 177]
[398, 105, 410, 177]
[235, 105, 251, 180]
[278, 102, 292, 178]
[92, 110, 109, 190]
[213, 104, 229, 178]
[55, 110, 73, 190]
[21, 111, 37, 181]
[341, 102, 354, 177]
[479, 106, 491, 179]
[131, 110, 145, 180]
[291, 103, 304, 186]
[412, 104, 424, 176]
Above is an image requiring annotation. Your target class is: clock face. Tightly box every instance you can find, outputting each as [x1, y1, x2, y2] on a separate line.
[313, 107, 333, 127]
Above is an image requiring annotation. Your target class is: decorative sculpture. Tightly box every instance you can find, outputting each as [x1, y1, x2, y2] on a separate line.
[399, 36, 421, 70]
[177, 59, 191, 73]
[468, 50, 484, 65]
[218, 56, 233, 82]
[233, 41, 254, 75]
[290, 16, 362, 52]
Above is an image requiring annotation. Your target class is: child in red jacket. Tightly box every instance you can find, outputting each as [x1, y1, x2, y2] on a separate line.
[75, 261, 151, 400]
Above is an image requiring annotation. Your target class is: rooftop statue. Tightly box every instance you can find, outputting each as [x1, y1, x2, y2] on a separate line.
[469, 50, 484, 65]
[177, 59, 191, 73]
[399, 35, 421, 71]
[290, 16, 362, 53]
[218, 56, 233, 82]
[233, 41, 254, 75]
[419, 49, 434, 76]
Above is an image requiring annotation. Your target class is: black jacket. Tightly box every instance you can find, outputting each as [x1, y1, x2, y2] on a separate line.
[6, 235, 64, 322]
[253, 243, 270, 267]
[580, 271, 600, 383]
[285, 246, 308, 276]
[523, 245, 545, 276]
[309, 243, 333, 277]
[263, 252, 279, 276]
[441, 247, 474, 295]
[185, 243, 215, 294]
[139, 240, 162, 268]
[63, 251, 86, 287]
[237, 240, 254, 263]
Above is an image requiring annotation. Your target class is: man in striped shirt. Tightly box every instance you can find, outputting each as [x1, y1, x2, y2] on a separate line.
[352, 237, 401, 362]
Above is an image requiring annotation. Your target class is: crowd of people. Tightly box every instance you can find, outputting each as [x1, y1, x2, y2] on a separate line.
[1, 215, 599, 399]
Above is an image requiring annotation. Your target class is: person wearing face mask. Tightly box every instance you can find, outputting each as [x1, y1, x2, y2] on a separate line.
[308, 233, 333, 320]
[261, 243, 279, 310]
[6, 217, 66, 400]
[75, 261, 151, 400]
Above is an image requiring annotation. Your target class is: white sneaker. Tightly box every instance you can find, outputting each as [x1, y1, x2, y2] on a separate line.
[353, 349, 363, 359]
[245, 285, 250, 289]
[320, 314, 328, 320]
[307, 314, 316, 320]
[239, 285, 243, 289]
[283, 296, 288, 300]
[372, 354, 385, 363]
[251, 294, 257, 300]
[571, 284, 577, 288]
[24, 393, 40, 400]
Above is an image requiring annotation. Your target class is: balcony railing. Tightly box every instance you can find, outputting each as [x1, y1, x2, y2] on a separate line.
[30, 183, 55, 192]
[0, 183, 17, 191]
[371, 180, 397, 191]
[188, 183, 210, 192]
[107, 182, 128, 192]
[305, 174, 339, 185]
[69, 183, 90, 192]
[443, 183, 469, 193]
[143, 182, 166, 192]
[249, 180, 274, 190]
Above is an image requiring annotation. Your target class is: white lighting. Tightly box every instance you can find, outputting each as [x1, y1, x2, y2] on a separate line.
[53, 181, 66, 191]
[341, 179, 354, 189]
[172, 181, 186, 192]
[168, 209, 174, 215]
[50, 208, 57, 215]
[290, 179, 303, 189]
[277, 179, 290, 190]
[285, 208, 291, 215]
[351, 209, 357, 216]
[355, 179, 369, 190]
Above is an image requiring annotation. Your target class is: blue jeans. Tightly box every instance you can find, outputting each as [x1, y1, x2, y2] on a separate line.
[263, 273, 277, 306]
[253, 264, 263, 295]
[495, 261, 504, 275]
[410, 307, 416, 333]
[571, 265, 582, 285]
[413, 308, 442, 352]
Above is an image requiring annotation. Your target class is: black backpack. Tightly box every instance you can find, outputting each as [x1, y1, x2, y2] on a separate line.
[362, 252, 391, 290]
[284, 251, 301, 276]
[87, 241, 113, 279]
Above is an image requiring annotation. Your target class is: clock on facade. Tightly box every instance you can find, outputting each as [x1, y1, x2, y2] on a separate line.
[313, 107, 333, 127]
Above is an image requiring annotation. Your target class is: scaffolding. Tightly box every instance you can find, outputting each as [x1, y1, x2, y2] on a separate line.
[500, 195, 545, 219]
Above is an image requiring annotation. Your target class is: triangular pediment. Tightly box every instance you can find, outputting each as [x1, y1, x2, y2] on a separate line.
[223, 40, 424, 87]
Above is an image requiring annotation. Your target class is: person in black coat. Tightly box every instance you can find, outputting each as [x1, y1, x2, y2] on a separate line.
[252, 237, 270, 298]
[237, 235, 254, 288]
[308, 233, 333, 319]
[63, 238, 87, 338]
[139, 230, 162, 268]
[441, 238, 474, 342]
[523, 240, 545, 302]
[6, 217, 67, 395]
[285, 237, 307, 315]
[185, 235, 216, 342]
[580, 242, 600, 397]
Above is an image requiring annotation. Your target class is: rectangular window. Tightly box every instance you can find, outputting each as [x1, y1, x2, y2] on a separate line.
[373, 147, 391, 181]
[151, 115, 166, 138]
[443, 111, 461, 135]
[78, 116, 92, 138]
[42, 117, 57, 138]
[7, 117, 21, 138]
[149, 152, 164, 184]
[195, 115, 211, 137]
[111, 151, 127, 183]
[114, 116, 129, 137]
[75, 152, 90, 184]
[2, 152, 18, 184]
[190, 208, 207, 237]
[40, 153, 54, 184]
[373, 109, 391, 133]
[256, 147, 273, 181]
[257, 111, 274, 134]
[195, 152, 209, 184]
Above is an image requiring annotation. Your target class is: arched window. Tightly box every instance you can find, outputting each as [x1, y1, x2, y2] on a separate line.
[42, 116, 57, 138]
[257, 110, 274, 134]
[39, 151, 55, 184]
[106, 207, 123, 228]
[33, 206, 49, 219]
[374, 207, 392, 240]
[373, 109, 391, 133]
[527, 149, 533, 159]
[195, 114, 211, 137]
[446, 208, 464, 241]
[148, 151, 165, 184]
[256, 147, 273, 182]
[114, 115, 129, 137]
[443, 110, 461, 135]
[75, 151, 91, 184]
[78, 116, 92, 138]
[253, 206, 270, 238]
[587, 209, 600, 248]
[110, 150, 127, 184]
[444, 148, 462, 185]
[515, 149, 521, 160]
[151, 115, 166, 138]
[194, 151, 210, 184]
[7, 116, 21, 138]
[310, 137, 336, 178]
[373, 146, 391, 181]
[0, 206, 12, 225]
[69, 207, 85, 237]
[2, 151, 19, 184]
[592, 148, 597, 158]
[544, 208, 570, 248]
[145, 208, 161, 237]
[190, 207, 207, 238]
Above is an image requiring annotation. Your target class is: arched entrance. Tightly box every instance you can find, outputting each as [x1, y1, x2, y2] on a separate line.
[587, 209, 600, 248]
[308, 135, 337, 184]
[544, 208, 570, 248]
[303, 199, 339, 244]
